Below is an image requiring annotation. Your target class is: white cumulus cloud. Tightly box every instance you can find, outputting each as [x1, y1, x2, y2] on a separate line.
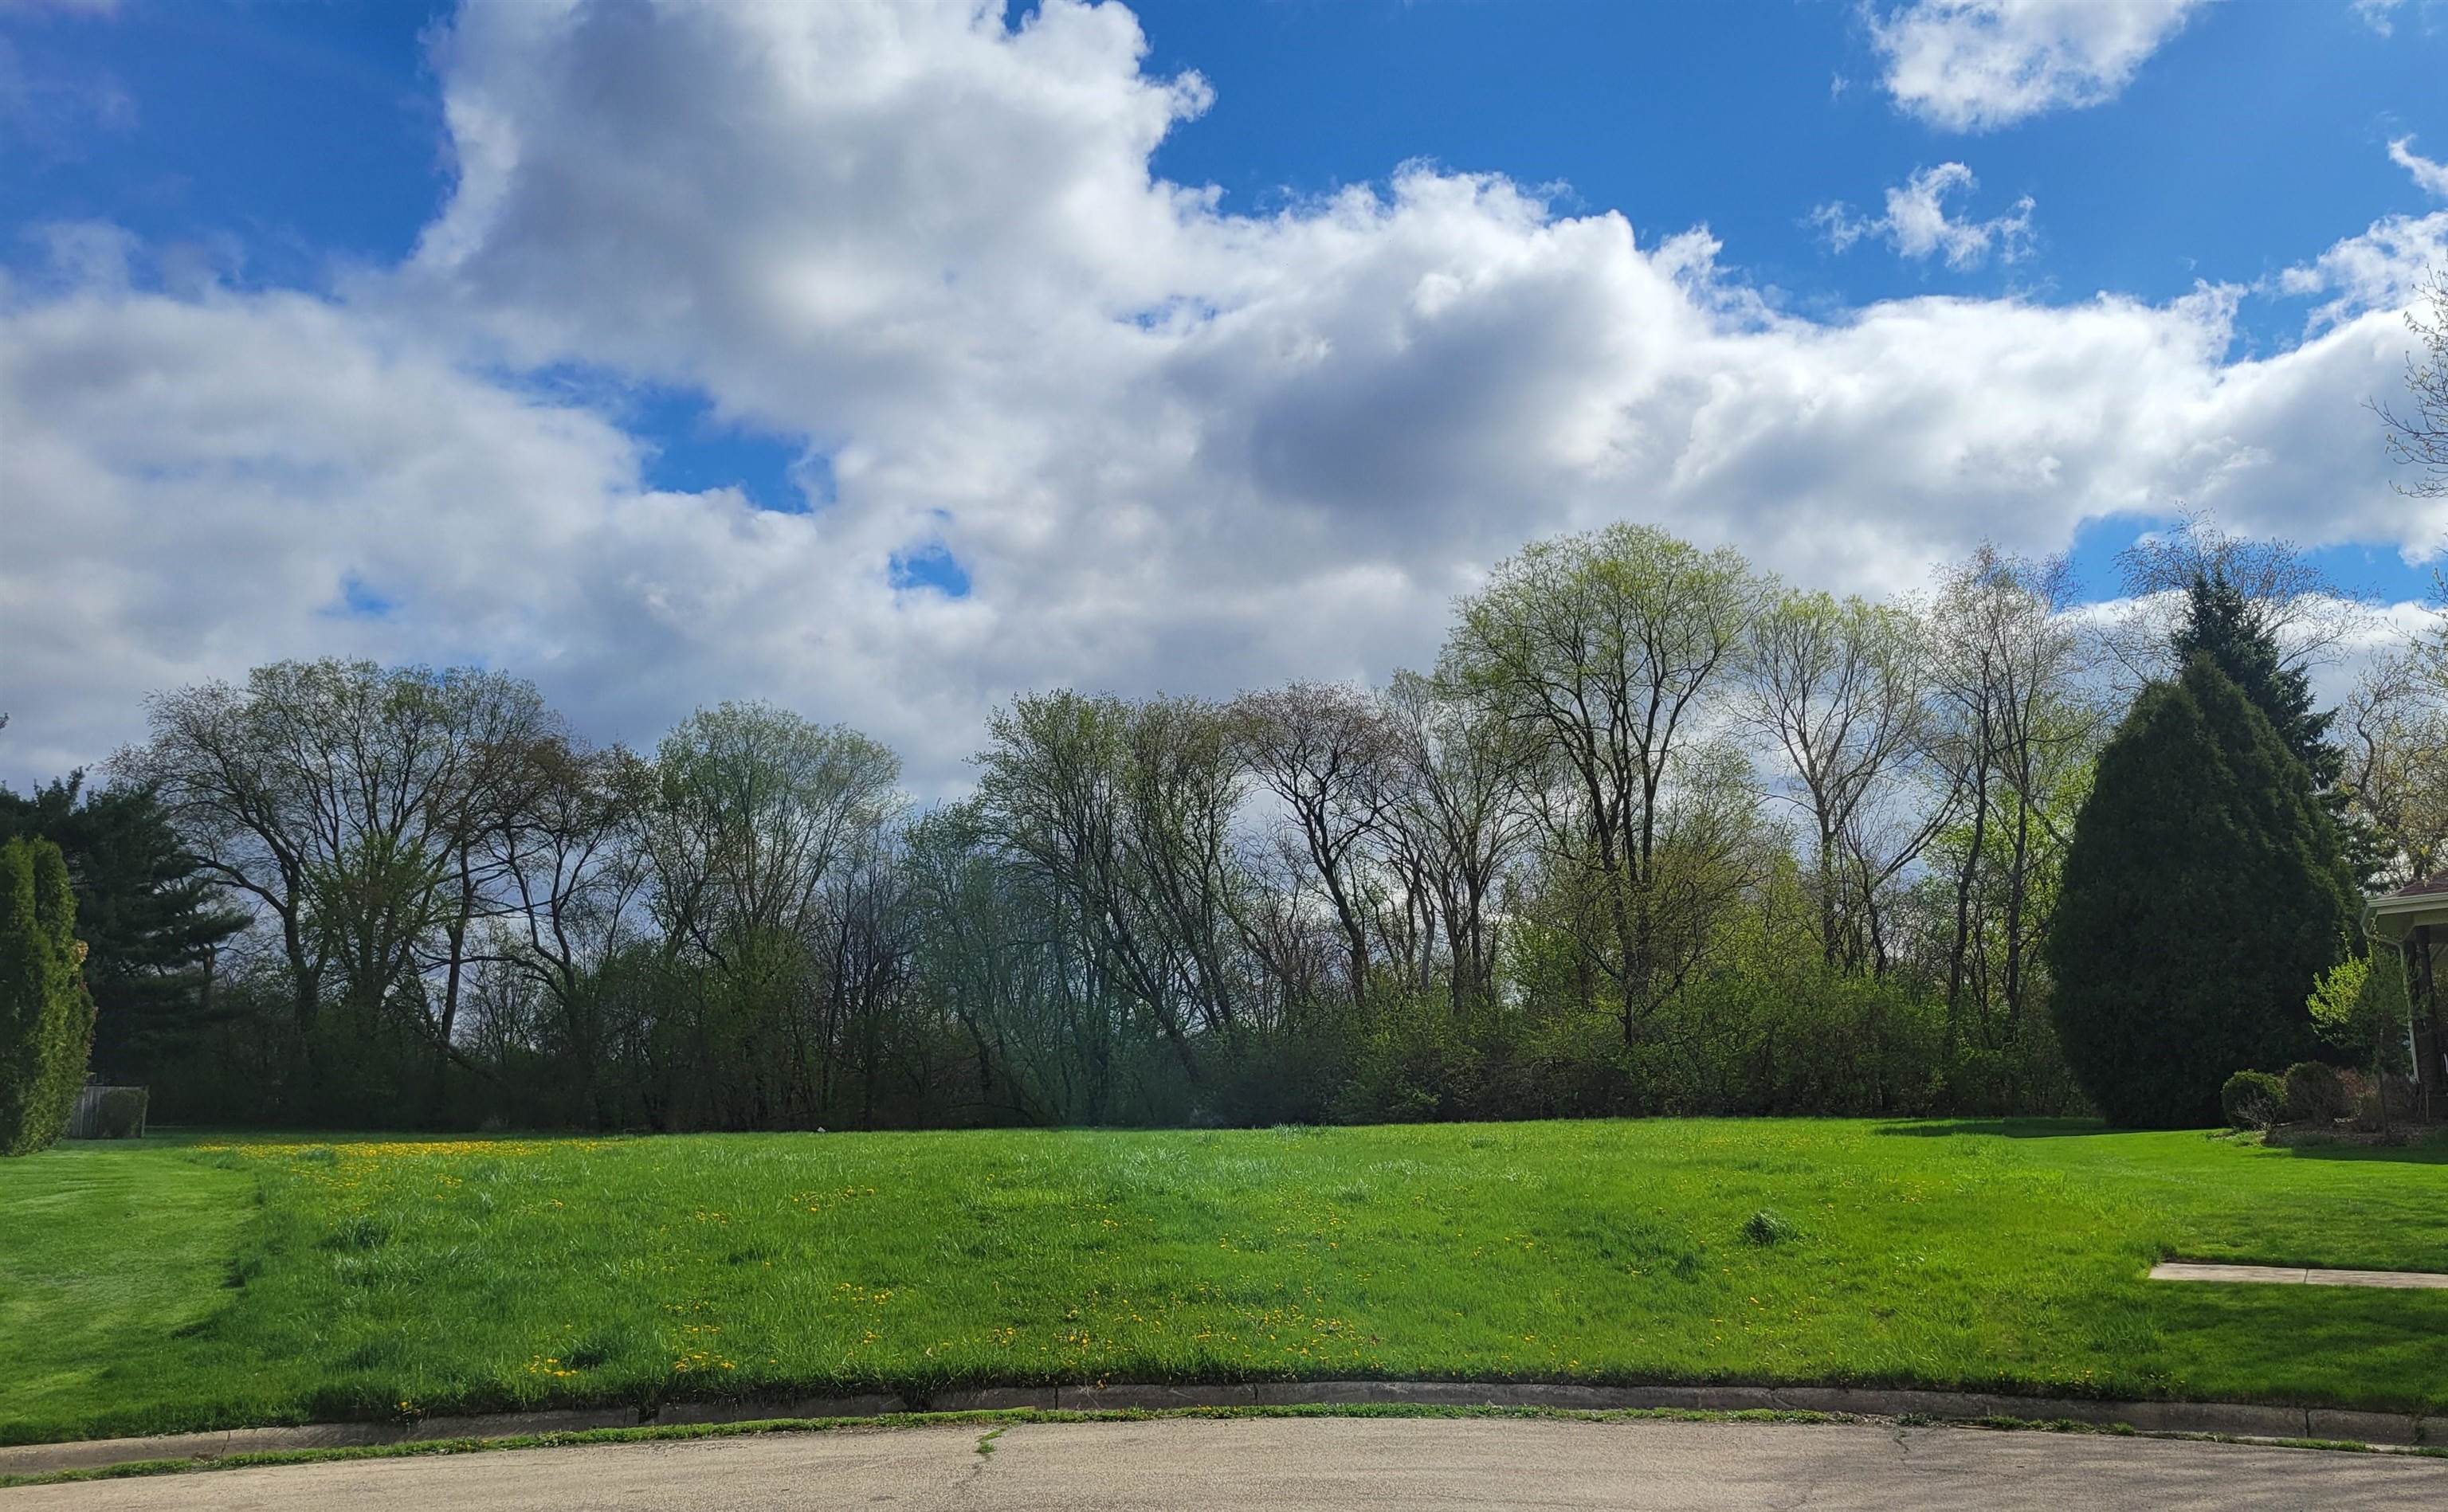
[1869, 0, 2216, 131]
[1812, 163, 2037, 268]
[2390, 135, 2448, 199]
[2277, 206, 2448, 329]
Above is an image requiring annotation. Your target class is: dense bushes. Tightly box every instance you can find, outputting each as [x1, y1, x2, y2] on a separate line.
[2218, 1062, 2419, 1135]
[2222, 1070, 2286, 1131]
[0, 838, 95, 1157]
[2282, 1060, 2350, 1124]
[143, 934, 2086, 1132]
[2306, 950, 2411, 1083]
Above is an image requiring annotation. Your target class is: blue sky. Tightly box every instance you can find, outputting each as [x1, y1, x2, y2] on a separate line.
[1140, 2, 2437, 311]
[3, 1, 2446, 782]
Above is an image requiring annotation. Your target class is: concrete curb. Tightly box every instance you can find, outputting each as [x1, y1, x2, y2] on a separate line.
[1, 1381, 2431, 1477]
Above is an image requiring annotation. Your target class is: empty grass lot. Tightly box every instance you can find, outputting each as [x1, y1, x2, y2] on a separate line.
[3, 1118, 2445, 1446]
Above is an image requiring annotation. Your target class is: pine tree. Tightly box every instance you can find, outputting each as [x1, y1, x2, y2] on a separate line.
[0, 775, 245, 1080]
[2171, 573, 2340, 785]
[2168, 570, 2395, 884]
[0, 837, 97, 1156]
[2047, 658, 2352, 1126]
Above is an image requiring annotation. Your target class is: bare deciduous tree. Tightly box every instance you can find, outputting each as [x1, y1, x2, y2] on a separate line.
[2340, 576, 2448, 887]
[1747, 590, 1942, 973]
[1231, 683, 1396, 1005]
[2101, 510, 2367, 687]
[2377, 270, 2448, 498]
[1375, 672, 1539, 1013]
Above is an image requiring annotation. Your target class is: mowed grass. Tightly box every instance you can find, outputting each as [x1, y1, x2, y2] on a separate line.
[2, 1118, 2445, 1444]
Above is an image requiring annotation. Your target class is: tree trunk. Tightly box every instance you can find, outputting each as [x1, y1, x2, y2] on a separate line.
[1944, 702, 1994, 1063]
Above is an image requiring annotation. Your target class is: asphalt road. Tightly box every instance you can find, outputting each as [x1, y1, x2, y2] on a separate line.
[8, 1416, 2445, 1510]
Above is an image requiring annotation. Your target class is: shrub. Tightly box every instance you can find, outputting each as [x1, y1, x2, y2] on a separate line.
[2222, 1070, 2285, 1131]
[2336, 1070, 2401, 1134]
[0, 837, 96, 1157]
[2281, 1061, 2349, 1124]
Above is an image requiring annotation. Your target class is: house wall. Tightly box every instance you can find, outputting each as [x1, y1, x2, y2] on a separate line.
[2411, 928, 2444, 1119]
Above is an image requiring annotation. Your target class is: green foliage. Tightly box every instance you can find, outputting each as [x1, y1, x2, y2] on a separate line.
[2281, 1061, 2349, 1124]
[2221, 1070, 2285, 1131]
[2308, 950, 2411, 1079]
[1442, 523, 1764, 1036]
[2305, 956, 2369, 1040]
[2048, 659, 2352, 1127]
[7, 1122, 2448, 1447]
[0, 839, 96, 1157]
[108, 527, 2110, 1134]
[0, 776, 246, 1081]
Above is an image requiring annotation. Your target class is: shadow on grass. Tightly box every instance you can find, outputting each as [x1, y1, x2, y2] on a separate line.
[1870, 1118, 2116, 1140]
[2267, 1131, 2448, 1165]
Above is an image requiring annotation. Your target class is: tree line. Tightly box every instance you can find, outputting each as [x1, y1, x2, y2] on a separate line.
[6, 515, 2440, 1136]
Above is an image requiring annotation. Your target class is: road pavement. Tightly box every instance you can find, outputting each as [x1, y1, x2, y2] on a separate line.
[7, 1416, 2444, 1510]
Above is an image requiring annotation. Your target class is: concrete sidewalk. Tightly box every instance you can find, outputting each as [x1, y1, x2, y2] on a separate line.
[6, 1416, 2446, 1510]
[2, 1378, 2433, 1479]
[2150, 1260, 2448, 1289]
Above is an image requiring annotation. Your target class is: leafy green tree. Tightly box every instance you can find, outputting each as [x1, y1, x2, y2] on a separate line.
[638, 701, 904, 1128]
[0, 837, 96, 1155]
[1442, 523, 1765, 1044]
[971, 690, 1253, 1084]
[0, 775, 246, 1079]
[115, 660, 562, 1108]
[1924, 550, 2101, 1084]
[2048, 658, 2352, 1126]
[2307, 950, 2411, 1086]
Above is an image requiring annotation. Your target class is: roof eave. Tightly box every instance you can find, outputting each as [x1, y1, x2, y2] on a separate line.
[2367, 895, 2448, 942]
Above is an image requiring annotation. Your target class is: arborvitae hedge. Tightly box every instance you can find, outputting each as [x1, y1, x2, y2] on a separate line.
[0, 836, 95, 1156]
[2047, 658, 2352, 1127]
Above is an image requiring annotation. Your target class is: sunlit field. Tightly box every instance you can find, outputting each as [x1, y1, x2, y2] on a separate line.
[4, 1118, 2445, 1446]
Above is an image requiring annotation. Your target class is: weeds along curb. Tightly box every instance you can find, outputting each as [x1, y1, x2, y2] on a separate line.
[0, 1381, 2434, 1481]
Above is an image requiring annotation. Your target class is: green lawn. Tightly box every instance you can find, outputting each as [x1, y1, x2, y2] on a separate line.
[3, 1119, 2445, 1445]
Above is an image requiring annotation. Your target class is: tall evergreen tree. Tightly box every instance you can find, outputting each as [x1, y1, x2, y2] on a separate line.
[2048, 658, 2352, 1126]
[2171, 572, 2340, 786]
[0, 775, 247, 1079]
[2169, 570, 2395, 885]
[0, 836, 96, 1155]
